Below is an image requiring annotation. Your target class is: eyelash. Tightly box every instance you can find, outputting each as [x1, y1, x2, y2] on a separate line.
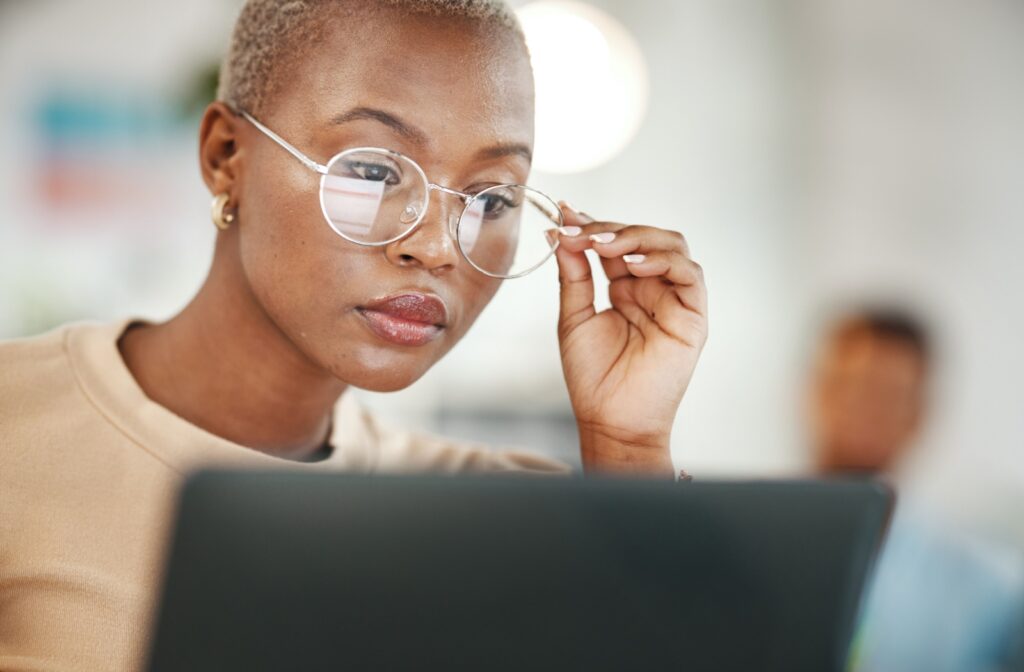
[468, 186, 520, 218]
[342, 160, 403, 185]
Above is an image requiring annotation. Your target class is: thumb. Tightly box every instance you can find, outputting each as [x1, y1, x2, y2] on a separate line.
[555, 203, 596, 337]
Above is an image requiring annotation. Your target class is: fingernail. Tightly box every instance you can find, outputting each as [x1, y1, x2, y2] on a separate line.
[558, 225, 582, 236]
[589, 232, 616, 244]
[623, 254, 646, 264]
[560, 201, 595, 224]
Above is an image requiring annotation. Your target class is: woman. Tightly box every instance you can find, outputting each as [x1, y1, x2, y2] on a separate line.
[0, 0, 707, 669]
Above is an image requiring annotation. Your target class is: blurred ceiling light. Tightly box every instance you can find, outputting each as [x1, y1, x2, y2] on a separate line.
[517, 1, 649, 174]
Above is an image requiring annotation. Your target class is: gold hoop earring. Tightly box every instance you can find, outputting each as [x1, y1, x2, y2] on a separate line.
[211, 193, 236, 230]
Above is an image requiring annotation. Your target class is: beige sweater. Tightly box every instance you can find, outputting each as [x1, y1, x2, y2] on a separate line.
[0, 320, 568, 671]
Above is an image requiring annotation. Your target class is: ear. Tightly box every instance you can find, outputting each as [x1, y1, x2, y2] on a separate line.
[199, 101, 243, 197]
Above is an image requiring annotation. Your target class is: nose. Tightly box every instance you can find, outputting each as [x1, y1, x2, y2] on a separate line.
[384, 191, 462, 273]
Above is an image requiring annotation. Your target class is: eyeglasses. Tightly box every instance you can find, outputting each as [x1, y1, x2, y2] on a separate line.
[238, 110, 563, 279]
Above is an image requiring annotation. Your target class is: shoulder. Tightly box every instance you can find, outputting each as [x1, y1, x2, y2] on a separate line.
[0, 320, 133, 456]
[342, 397, 571, 476]
[0, 322, 81, 410]
[878, 509, 1024, 616]
[0, 322, 72, 379]
[0, 319, 131, 396]
[0, 322, 103, 516]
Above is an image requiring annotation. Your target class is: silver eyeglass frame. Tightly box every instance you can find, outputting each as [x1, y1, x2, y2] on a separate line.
[238, 109, 562, 279]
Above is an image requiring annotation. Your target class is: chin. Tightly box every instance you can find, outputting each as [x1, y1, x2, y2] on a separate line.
[324, 344, 441, 393]
[349, 370, 427, 393]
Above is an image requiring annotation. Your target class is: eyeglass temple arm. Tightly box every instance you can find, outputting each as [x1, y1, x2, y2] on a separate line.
[239, 110, 563, 229]
[526, 195, 562, 227]
[239, 110, 328, 175]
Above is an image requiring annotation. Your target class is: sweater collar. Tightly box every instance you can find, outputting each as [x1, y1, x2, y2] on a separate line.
[65, 319, 377, 476]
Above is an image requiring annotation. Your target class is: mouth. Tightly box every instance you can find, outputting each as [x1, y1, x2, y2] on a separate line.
[356, 292, 449, 347]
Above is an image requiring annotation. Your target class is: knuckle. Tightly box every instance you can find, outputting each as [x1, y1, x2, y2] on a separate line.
[559, 269, 593, 286]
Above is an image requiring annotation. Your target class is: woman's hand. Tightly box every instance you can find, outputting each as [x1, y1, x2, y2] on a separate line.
[553, 203, 708, 478]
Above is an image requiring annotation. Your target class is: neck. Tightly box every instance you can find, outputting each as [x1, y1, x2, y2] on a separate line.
[814, 446, 892, 478]
[118, 243, 347, 460]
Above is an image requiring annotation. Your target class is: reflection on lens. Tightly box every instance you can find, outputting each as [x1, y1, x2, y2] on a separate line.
[319, 149, 427, 244]
[458, 185, 562, 278]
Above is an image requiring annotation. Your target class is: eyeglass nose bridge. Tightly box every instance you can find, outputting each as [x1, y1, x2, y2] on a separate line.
[424, 182, 474, 240]
[428, 183, 472, 200]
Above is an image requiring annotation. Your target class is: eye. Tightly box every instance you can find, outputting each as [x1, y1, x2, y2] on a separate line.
[471, 186, 521, 219]
[339, 158, 403, 185]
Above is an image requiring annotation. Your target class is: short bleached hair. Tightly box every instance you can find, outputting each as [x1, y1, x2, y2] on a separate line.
[217, 0, 525, 116]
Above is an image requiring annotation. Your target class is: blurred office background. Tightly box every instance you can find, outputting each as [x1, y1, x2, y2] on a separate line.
[1, 0, 1022, 556]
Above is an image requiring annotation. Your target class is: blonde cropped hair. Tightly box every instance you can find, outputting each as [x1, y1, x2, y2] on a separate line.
[217, 0, 524, 116]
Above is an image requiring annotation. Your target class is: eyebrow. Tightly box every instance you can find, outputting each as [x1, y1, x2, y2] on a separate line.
[476, 142, 533, 164]
[330, 106, 532, 164]
[330, 107, 429, 145]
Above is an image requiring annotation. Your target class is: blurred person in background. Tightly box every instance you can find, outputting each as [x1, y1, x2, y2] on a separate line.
[808, 308, 1024, 671]
[0, 0, 708, 669]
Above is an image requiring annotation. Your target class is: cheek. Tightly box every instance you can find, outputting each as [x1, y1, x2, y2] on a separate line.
[236, 174, 365, 332]
[448, 272, 502, 340]
[234, 165, 505, 387]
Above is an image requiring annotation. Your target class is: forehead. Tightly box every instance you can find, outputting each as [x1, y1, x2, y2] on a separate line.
[823, 329, 924, 375]
[274, 11, 534, 153]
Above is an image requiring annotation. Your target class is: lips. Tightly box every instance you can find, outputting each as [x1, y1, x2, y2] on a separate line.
[356, 292, 449, 347]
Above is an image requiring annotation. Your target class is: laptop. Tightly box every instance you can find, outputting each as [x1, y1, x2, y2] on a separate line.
[145, 471, 892, 671]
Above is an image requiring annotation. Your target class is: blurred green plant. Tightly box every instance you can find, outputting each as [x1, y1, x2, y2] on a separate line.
[176, 60, 221, 121]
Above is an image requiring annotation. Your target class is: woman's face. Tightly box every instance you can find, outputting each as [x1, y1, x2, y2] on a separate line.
[226, 13, 534, 391]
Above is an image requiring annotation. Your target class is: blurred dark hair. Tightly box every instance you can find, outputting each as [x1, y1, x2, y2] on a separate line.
[834, 308, 931, 364]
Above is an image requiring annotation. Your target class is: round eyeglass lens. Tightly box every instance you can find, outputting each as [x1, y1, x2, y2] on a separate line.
[319, 149, 428, 244]
[457, 185, 562, 278]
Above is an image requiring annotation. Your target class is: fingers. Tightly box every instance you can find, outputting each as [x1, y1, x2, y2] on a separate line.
[556, 212, 691, 260]
[553, 207, 597, 337]
[553, 203, 707, 340]
[559, 215, 691, 285]
[622, 250, 708, 316]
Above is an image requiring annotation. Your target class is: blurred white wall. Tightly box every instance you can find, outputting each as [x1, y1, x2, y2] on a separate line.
[799, 0, 1024, 544]
[0, 0, 235, 332]
[1, 0, 1021, 542]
